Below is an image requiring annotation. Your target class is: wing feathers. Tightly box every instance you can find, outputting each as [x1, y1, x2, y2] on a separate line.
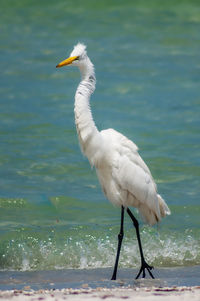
[99, 128, 170, 225]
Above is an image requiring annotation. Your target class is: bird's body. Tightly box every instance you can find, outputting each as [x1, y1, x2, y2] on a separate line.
[94, 128, 169, 225]
[56, 43, 170, 279]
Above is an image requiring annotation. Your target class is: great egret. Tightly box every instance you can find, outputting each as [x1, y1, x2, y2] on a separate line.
[56, 43, 170, 280]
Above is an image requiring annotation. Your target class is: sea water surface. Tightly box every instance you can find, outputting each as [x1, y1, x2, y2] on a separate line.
[0, 0, 200, 282]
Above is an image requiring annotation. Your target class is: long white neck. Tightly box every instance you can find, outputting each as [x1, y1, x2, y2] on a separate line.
[74, 57, 101, 166]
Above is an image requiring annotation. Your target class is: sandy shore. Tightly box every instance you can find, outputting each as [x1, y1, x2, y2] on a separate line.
[0, 286, 200, 301]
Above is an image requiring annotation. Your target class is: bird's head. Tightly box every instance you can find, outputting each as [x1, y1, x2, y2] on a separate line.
[56, 43, 87, 68]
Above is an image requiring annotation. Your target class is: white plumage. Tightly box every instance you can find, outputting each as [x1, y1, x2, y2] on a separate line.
[96, 128, 170, 225]
[56, 43, 170, 279]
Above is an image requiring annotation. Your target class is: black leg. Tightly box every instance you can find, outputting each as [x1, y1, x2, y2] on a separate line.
[126, 208, 154, 279]
[111, 206, 124, 280]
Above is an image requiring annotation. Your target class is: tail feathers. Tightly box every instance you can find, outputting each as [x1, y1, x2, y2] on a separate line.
[139, 194, 170, 226]
[157, 194, 171, 217]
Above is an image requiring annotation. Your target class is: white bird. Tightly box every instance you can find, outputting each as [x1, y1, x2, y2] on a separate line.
[56, 43, 171, 280]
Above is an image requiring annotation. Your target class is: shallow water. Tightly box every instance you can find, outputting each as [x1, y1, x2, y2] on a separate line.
[0, 1, 200, 272]
[1, 266, 200, 290]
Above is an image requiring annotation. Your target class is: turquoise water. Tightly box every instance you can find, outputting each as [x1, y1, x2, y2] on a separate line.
[0, 0, 200, 272]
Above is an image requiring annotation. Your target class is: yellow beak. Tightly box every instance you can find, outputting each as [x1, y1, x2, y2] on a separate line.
[56, 55, 79, 68]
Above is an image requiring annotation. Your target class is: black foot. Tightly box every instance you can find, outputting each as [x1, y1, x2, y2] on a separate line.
[135, 261, 154, 279]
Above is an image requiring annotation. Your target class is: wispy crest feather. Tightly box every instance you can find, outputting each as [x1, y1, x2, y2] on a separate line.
[70, 43, 87, 57]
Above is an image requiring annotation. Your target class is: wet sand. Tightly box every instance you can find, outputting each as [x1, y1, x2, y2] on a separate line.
[0, 267, 200, 300]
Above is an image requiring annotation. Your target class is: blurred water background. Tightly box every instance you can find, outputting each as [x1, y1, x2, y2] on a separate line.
[0, 0, 200, 273]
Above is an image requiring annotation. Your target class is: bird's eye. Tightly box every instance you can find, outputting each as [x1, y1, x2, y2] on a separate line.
[75, 56, 79, 61]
